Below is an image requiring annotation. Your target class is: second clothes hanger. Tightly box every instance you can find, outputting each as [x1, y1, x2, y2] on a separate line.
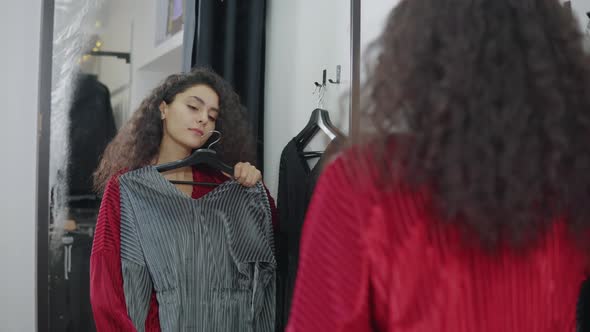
[296, 76, 344, 158]
[295, 108, 344, 159]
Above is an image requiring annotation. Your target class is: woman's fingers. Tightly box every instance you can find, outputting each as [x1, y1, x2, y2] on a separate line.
[232, 162, 261, 187]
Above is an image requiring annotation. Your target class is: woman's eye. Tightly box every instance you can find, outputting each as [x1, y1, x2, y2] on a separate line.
[188, 105, 198, 110]
[209, 116, 217, 121]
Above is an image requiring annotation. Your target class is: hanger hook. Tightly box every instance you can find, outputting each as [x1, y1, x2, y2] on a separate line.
[318, 85, 326, 109]
[206, 130, 222, 150]
[312, 84, 321, 95]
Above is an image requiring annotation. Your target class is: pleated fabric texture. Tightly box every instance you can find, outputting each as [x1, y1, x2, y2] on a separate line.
[287, 154, 589, 332]
[118, 166, 276, 332]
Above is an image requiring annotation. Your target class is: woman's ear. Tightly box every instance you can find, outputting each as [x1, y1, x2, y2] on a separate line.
[159, 101, 167, 120]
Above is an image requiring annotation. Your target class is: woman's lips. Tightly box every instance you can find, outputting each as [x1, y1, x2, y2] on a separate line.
[189, 128, 204, 136]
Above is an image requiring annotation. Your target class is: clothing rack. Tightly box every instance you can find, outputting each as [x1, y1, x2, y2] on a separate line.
[87, 50, 130, 63]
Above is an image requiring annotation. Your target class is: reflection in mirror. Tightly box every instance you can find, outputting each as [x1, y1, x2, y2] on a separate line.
[48, 1, 137, 331]
[42, 0, 358, 331]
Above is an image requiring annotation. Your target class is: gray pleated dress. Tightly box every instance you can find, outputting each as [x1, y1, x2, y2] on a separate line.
[118, 166, 276, 331]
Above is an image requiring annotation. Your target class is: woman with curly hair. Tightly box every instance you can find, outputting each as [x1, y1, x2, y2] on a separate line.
[288, 0, 590, 330]
[90, 68, 277, 331]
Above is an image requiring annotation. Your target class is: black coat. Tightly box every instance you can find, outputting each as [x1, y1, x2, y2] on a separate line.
[67, 74, 116, 197]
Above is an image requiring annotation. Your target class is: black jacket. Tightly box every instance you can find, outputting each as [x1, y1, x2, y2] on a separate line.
[68, 74, 116, 197]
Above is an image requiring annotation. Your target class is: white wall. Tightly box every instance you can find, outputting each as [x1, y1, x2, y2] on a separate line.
[571, 0, 590, 52]
[572, 0, 590, 28]
[79, 0, 182, 126]
[95, 0, 134, 128]
[264, 0, 351, 197]
[0, 0, 42, 330]
[96, 0, 133, 92]
[129, 0, 183, 112]
[264, 0, 403, 197]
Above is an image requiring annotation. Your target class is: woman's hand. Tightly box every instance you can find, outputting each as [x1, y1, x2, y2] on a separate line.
[224, 162, 262, 187]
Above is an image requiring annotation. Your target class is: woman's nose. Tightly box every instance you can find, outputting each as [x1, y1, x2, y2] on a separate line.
[195, 109, 208, 124]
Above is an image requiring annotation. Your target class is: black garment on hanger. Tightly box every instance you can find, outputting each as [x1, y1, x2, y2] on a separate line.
[579, 277, 590, 331]
[276, 136, 344, 328]
[68, 73, 117, 198]
[49, 230, 96, 332]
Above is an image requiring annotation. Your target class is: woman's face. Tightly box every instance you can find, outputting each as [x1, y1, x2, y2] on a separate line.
[160, 84, 220, 150]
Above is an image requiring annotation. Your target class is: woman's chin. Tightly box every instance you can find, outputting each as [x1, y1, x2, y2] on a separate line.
[178, 134, 208, 151]
[186, 140, 206, 150]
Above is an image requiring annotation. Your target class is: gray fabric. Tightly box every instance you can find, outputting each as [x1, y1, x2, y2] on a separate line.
[119, 166, 276, 332]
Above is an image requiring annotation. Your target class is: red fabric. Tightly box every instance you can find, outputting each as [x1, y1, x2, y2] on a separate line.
[90, 167, 278, 331]
[287, 153, 590, 332]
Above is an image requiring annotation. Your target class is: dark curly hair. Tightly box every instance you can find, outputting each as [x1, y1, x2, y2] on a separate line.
[94, 67, 256, 192]
[359, 0, 590, 247]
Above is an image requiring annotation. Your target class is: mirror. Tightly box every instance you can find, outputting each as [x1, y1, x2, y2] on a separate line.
[47, 1, 137, 331]
[40, 0, 359, 330]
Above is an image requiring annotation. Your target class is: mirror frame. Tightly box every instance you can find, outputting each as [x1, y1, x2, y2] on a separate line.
[37, 0, 55, 330]
[350, 0, 361, 140]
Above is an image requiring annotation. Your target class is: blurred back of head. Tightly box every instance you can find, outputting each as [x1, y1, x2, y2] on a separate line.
[356, 0, 590, 248]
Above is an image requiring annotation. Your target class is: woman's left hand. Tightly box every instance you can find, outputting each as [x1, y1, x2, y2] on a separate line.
[225, 162, 262, 187]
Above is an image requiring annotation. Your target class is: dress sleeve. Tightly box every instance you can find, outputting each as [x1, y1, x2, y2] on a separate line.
[286, 157, 373, 332]
[90, 175, 140, 331]
[262, 184, 279, 233]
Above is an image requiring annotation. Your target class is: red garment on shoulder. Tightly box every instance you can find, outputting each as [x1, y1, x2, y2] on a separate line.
[90, 167, 278, 331]
[287, 153, 589, 332]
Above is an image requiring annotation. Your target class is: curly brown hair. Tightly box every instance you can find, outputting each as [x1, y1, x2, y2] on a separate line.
[94, 67, 256, 193]
[359, 0, 590, 247]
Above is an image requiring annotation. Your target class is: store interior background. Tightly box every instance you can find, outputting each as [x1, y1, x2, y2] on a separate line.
[0, 0, 589, 330]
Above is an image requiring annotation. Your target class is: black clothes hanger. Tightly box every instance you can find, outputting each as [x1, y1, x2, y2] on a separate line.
[155, 148, 233, 187]
[155, 131, 234, 187]
[295, 108, 343, 157]
[300, 151, 323, 159]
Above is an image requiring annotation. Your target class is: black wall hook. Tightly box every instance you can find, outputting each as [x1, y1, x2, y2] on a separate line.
[314, 69, 327, 87]
[328, 65, 341, 84]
